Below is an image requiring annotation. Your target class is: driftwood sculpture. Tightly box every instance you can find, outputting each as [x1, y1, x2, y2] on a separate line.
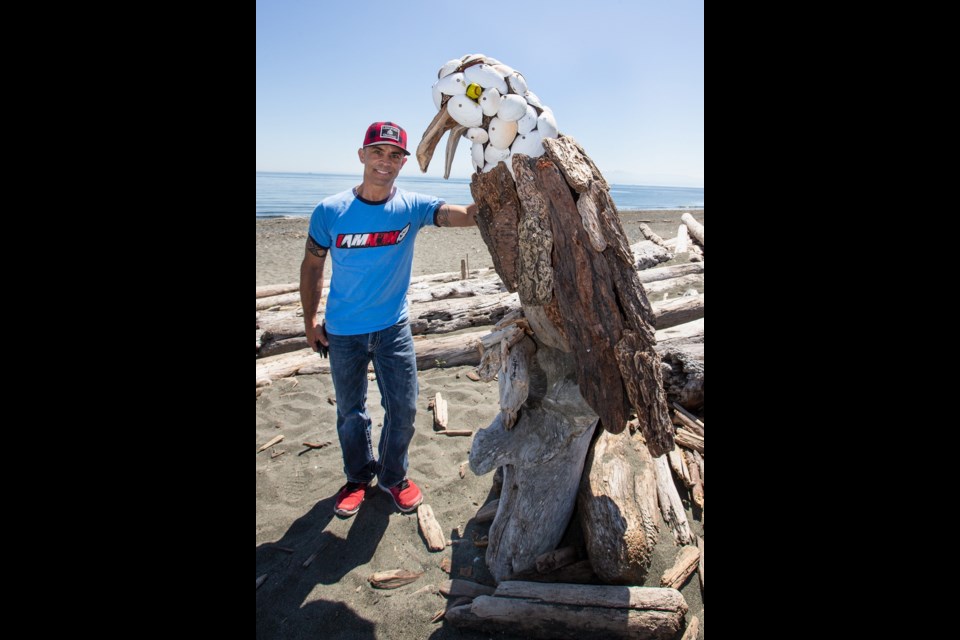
[418, 54, 681, 596]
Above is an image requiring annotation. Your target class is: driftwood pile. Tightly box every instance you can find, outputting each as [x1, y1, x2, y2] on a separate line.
[256, 256, 703, 406]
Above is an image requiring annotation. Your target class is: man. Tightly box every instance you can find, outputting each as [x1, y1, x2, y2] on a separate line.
[300, 121, 478, 518]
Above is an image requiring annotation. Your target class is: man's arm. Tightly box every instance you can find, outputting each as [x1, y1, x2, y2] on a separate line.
[300, 235, 329, 350]
[435, 203, 478, 227]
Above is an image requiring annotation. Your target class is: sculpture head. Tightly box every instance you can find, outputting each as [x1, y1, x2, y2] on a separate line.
[416, 54, 559, 180]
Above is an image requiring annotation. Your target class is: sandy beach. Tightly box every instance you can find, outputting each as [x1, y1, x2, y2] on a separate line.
[256, 209, 704, 639]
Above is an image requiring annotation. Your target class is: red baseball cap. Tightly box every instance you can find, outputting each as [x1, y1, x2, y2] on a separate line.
[362, 121, 410, 155]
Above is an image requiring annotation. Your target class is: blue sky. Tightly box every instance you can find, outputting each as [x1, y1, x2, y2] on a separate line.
[256, 0, 703, 187]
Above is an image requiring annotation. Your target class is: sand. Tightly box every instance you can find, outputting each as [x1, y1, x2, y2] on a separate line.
[256, 209, 704, 639]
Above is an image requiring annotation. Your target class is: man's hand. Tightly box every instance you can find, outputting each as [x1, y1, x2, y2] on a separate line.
[306, 320, 329, 358]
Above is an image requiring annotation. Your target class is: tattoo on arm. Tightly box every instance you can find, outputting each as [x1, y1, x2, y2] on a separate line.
[436, 206, 450, 227]
[306, 236, 328, 258]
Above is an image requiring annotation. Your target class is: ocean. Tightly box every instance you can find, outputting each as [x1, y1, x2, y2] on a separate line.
[257, 172, 704, 218]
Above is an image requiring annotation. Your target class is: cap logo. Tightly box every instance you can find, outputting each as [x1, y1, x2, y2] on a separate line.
[379, 125, 400, 142]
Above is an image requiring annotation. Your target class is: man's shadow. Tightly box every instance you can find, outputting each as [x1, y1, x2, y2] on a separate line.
[256, 488, 390, 639]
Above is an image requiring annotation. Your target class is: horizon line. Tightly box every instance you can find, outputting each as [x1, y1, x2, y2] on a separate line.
[256, 169, 703, 190]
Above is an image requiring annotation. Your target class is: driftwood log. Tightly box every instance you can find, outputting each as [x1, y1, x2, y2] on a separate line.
[444, 581, 687, 640]
[256, 264, 703, 358]
[578, 428, 660, 583]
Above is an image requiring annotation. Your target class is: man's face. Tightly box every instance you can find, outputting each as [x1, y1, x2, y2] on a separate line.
[359, 144, 407, 186]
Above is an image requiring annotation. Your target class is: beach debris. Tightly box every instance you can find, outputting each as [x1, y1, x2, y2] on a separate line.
[667, 447, 692, 488]
[671, 408, 703, 437]
[654, 455, 693, 545]
[432, 392, 449, 430]
[697, 536, 704, 593]
[444, 582, 688, 638]
[685, 450, 704, 509]
[368, 569, 424, 589]
[672, 402, 704, 428]
[257, 434, 284, 452]
[465, 370, 480, 381]
[440, 579, 497, 599]
[674, 428, 703, 454]
[270, 449, 286, 459]
[437, 429, 473, 437]
[419, 54, 560, 180]
[680, 615, 700, 640]
[440, 556, 452, 573]
[659, 545, 700, 590]
[680, 212, 704, 249]
[459, 462, 467, 479]
[298, 440, 333, 456]
[430, 608, 446, 623]
[327, 396, 336, 405]
[675, 225, 690, 253]
[417, 504, 447, 552]
[256, 574, 268, 590]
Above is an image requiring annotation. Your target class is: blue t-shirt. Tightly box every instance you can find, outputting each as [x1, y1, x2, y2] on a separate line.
[309, 187, 444, 335]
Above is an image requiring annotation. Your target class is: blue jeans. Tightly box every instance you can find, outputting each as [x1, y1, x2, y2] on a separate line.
[326, 320, 419, 489]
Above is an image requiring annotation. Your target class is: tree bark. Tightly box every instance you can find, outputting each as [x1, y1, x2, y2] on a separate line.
[471, 167, 521, 292]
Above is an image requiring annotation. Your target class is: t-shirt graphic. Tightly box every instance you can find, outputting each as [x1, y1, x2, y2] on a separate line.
[336, 223, 410, 249]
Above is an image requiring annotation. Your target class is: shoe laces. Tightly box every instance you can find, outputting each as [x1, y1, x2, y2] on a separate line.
[395, 479, 410, 492]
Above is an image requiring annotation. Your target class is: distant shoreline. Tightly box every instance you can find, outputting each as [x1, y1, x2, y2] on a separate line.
[256, 206, 705, 220]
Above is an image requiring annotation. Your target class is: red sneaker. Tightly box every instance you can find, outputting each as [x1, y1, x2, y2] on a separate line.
[379, 478, 423, 513]
[334, 482, 368, 517]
